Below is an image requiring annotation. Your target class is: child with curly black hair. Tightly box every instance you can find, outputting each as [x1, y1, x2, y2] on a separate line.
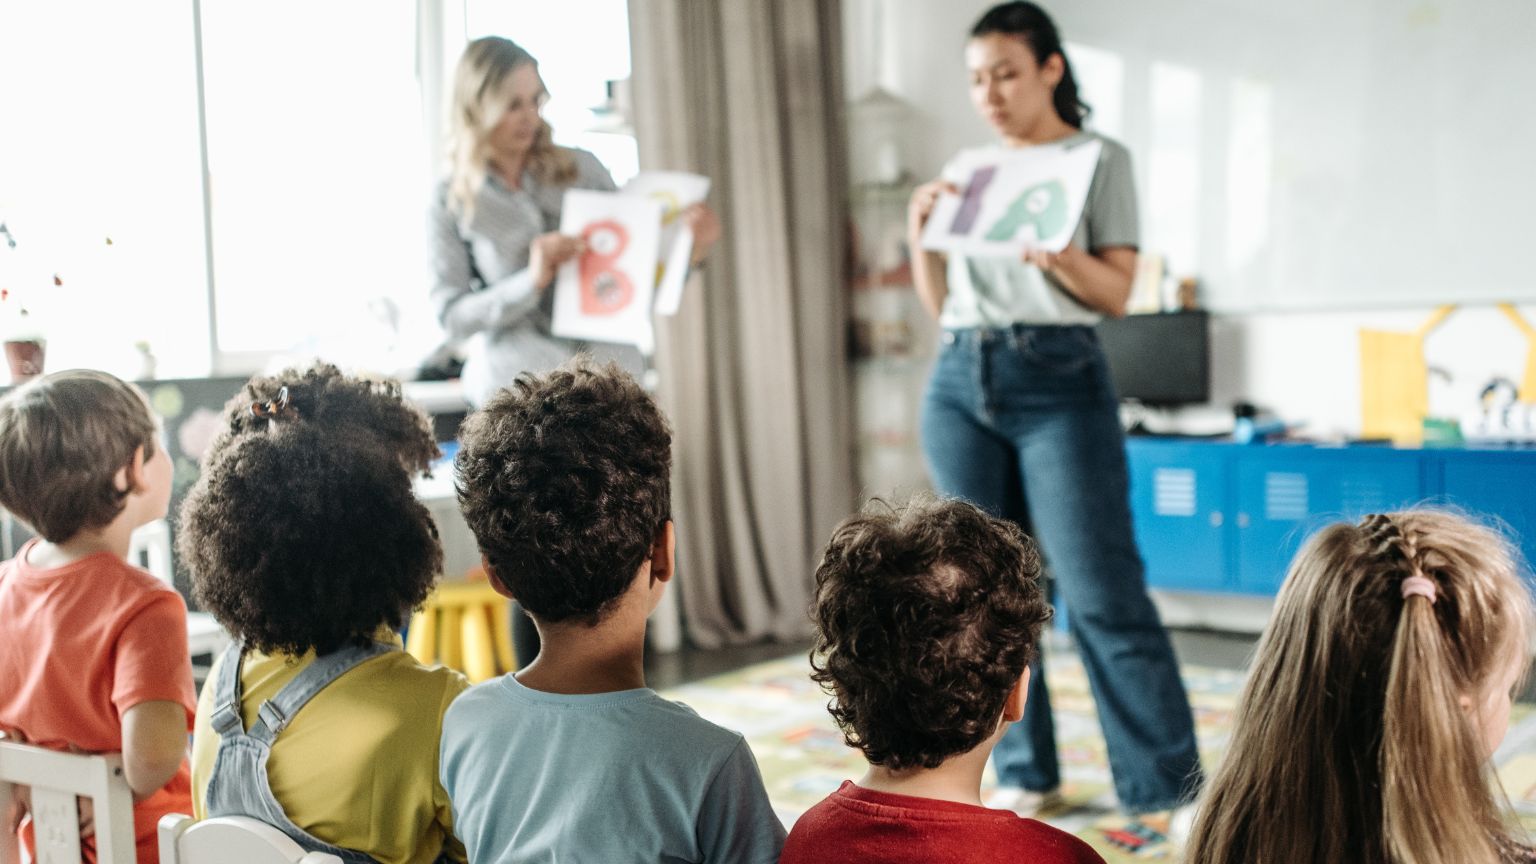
[179, 364, 468, 864]
[441, 359, 785, 864]
[206, 361, 439, 472]
[782, 497, 1103, 864]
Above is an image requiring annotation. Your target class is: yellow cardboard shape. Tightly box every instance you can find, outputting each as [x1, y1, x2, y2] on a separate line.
[1497, 304, 1536, 401]
[1359, 305, 1455, 444]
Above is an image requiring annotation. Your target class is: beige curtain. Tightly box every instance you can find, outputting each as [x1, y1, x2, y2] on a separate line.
[629, 0, 855, 648]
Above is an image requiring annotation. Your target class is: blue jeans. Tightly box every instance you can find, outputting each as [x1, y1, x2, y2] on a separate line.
[920, 324, 1201, 813]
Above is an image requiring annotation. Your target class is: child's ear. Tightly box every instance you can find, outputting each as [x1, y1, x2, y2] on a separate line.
[482, 556, 516, 601]
[649, 521, 676, 585]
[116, 446, 148, 495]
[1001, 667, 1031, 723]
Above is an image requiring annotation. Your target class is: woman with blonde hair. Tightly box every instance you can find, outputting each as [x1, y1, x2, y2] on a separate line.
[1185, 510, 1536, 864]
[428, 36, 720, 409]
[429, 36, 718, 666]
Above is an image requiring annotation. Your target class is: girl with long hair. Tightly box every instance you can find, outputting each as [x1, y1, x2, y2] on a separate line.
[1186, 510, 1536, 864]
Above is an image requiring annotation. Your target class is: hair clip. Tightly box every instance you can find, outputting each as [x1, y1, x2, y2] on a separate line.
[250, 386, 300, 422]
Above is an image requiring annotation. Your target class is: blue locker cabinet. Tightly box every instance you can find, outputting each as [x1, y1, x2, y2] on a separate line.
[1127, 440, 1530, 596]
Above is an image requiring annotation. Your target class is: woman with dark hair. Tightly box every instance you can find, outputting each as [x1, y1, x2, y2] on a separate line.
[907, 1, 1202, 827]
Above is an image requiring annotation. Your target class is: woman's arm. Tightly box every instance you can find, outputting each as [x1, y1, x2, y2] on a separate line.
[427, 201, 583, 340]
[1025, 245, 1137, 318]
[908, 179, 957, 320]
[428, 200, 540, 341]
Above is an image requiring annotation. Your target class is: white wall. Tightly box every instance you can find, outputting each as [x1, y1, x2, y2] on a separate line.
[845, 0, 1536, 436]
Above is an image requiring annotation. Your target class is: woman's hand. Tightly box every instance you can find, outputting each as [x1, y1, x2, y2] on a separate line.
[1022, 246, 1067, 272]
[683, 203, 721, 266]
[528, 232, 586, 290]
[907, 178, 958, 237]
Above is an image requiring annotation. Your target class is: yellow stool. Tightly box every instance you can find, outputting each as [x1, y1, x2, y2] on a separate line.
[405, 580, 517, 682]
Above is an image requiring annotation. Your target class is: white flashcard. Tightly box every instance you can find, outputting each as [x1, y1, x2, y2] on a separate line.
[551, 189, 663, 348]
[623, 171, 711, 316]
[920, 139, 1102, 256]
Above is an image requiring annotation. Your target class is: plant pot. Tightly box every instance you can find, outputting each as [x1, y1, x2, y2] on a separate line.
[4, 339, 45, 384]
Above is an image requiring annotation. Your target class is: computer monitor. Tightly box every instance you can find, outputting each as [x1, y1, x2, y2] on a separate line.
[1095, 310, 1210, 406]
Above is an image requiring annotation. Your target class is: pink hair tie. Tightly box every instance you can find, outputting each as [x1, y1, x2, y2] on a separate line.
[1401, 575, 1437, 604]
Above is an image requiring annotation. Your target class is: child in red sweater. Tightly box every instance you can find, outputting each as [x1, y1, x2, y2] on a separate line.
[781, 497, 1104, 864]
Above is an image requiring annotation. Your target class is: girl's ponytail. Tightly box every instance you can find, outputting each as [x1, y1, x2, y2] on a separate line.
[1185, 510, 1532, 864]
[1374, 515, 1502, 864]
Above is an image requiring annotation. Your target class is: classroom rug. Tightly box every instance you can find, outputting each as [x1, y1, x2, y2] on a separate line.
[660, 639, 1536, 862]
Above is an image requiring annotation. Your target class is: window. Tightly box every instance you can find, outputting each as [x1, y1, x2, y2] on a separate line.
[199, 1, 434, 372]
[0, 3, 208, 379]
[0, 2, 637, 380]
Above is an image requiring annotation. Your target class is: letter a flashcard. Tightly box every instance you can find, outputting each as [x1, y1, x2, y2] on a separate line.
[920, 138, 1102, 257]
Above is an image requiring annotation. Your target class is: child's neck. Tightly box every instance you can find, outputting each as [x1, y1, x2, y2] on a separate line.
[25, 519, 138, 569]
[857, 742, 994, 807]
[514, 610, 649, 695]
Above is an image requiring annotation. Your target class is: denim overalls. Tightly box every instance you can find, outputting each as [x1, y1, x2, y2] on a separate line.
[203, 640, 394, 863]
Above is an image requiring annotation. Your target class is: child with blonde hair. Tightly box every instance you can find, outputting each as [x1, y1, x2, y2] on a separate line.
[1186, 510, 1536, 864]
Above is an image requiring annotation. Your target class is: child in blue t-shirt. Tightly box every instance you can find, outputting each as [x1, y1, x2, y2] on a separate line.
[441, 359, 785, 864]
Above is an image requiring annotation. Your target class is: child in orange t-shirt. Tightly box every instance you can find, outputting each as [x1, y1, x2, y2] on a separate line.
[0, 370, 196, 862]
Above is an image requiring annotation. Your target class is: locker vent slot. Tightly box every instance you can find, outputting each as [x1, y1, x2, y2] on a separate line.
[1265, 472, 1309, 521]
[1153, 468, 1197, 517]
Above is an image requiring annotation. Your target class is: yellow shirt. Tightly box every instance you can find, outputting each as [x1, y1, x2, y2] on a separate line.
[191, 634, 469, 864]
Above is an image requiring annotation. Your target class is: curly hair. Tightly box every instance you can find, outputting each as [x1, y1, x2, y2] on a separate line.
[809, 497, 1051, 771]
[454, 360, 671, 624]
[178, 423, 442, 656]
[208, 362, 438, 475]
[0, 370, 158, 542]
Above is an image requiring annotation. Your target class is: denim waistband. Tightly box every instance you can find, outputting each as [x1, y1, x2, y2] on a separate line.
[940, 323, 1095, 347]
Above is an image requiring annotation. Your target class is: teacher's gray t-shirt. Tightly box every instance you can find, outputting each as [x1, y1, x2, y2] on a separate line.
[938, 131, 1139, 328]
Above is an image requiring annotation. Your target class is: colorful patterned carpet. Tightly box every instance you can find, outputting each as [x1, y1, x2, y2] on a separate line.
[660, 639, 1536, 861]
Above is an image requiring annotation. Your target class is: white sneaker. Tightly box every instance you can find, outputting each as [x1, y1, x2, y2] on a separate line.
[987, 786, 1064, 817]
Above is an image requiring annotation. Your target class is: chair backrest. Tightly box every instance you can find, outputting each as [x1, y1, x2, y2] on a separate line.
[0, 736, 136, 864]
[158, 815, 344, 864]
[128, 518, 174, 585]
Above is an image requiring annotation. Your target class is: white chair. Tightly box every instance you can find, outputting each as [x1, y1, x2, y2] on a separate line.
[158, 815, 343, 864]
[0, 735, 136, 864]
[128, 520, 230, 670]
